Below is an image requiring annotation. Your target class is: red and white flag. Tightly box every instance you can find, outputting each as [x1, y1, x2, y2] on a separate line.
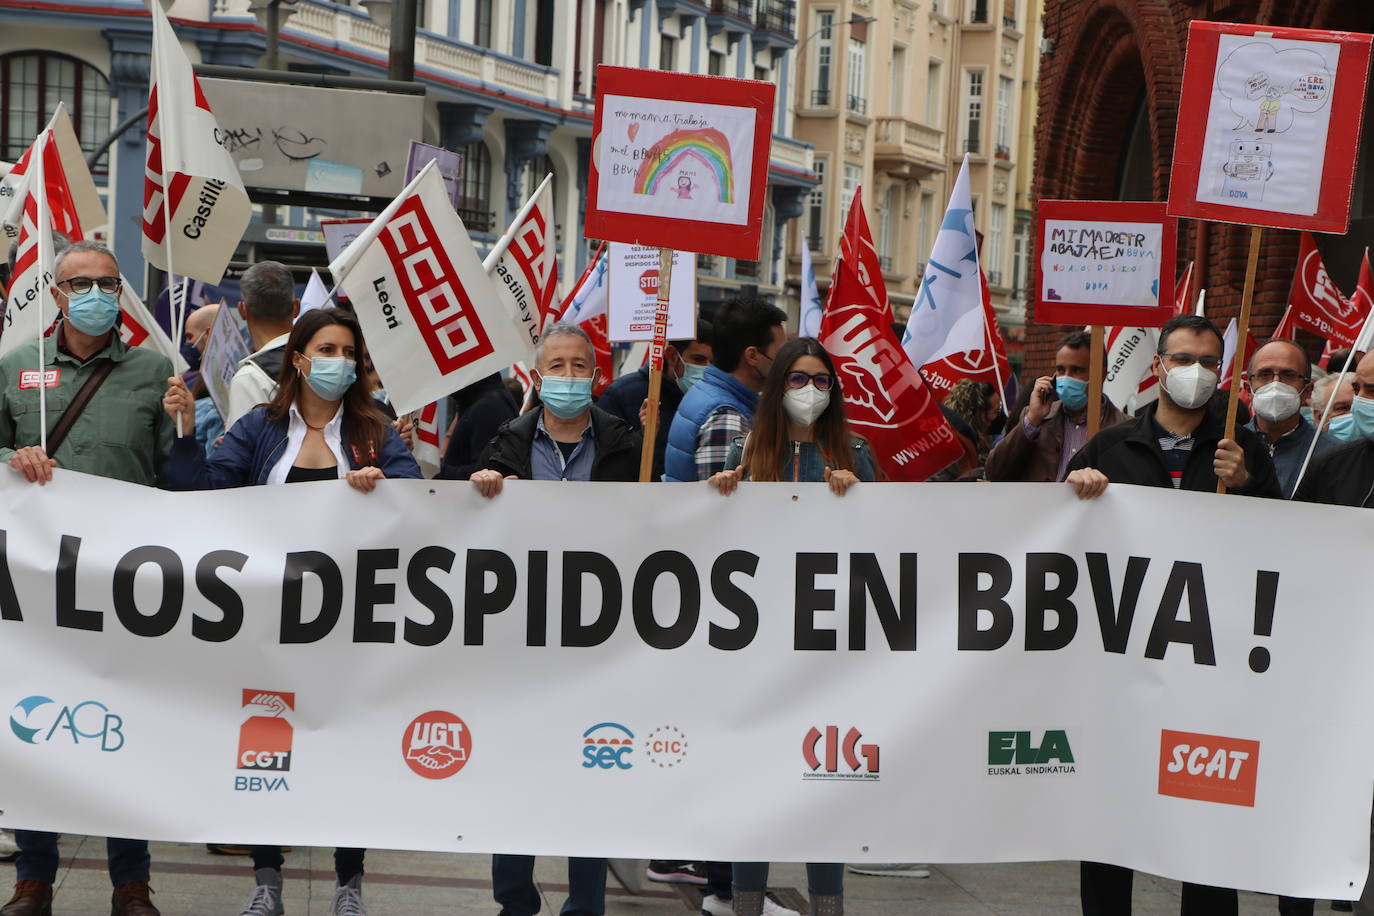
[485, 173, 557, 358]
[3, 128, 58, 357]
[834, 186, 891, 319]
[1288, 231, 1367, 347]
[820, 255, 963, 482]
[412, 401, 443, 478]
[328, 161, 525, 416]
[1173, 260, 1194, 314]
[556, 242, 614, 395]
[1219, 318, 1259, 391]
[141, 0, 250, 285]
[1351, 249, 1374, 353]
[2, 103, 104, 246]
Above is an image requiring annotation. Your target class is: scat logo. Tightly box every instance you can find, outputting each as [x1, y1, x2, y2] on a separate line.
[582, 723, 634, 770]
[403, 711, 471, 780]
[9, 696, 124, 752]
[1158, 729, 1260, 807]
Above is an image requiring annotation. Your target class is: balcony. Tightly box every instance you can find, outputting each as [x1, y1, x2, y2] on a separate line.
[1003, 15, 1018, 29]
[873, 117, 945, 179]
[995, 144, 1012, 160]
[810, 88, 833, 107]
[458, 206, 496, 234]
[754, 0, 797, 48]
[969, 0, 990, 23]
[878, 255, 893, 272]
[988, 270, 1004, 287]
[964, 136, 982, 155]
[846, 94, 868, 116]
[708, 0, 754, 36]
[735, 259, 761, 280]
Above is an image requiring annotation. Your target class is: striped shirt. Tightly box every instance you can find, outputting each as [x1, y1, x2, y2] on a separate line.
[694, 406, 748, 480]
[1153, 419, 1195, 489]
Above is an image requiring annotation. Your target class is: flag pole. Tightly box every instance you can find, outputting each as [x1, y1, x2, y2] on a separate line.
[33, 134, 49, 454]
[160, 175, 184, 438]
[639, 247, 673, 483]
[1218, 225, 1263, 495]
[483, 173, 553, 273]
[981, 291, 1008, 422]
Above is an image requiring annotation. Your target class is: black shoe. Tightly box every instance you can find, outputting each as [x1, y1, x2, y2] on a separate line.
[646, 860, 709, 885]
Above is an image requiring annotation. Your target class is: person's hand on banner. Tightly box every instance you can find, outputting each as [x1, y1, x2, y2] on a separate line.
[1026, 376, 1056, 427]
[471, 468, 517, 499]
[823, 467, 859, 496]
[8, 446, 56, 485]
[162, 375, 196, 435]
[708, 465, 745, 496]
[345, 466, 386, 493]
[1066, 467, 1109, 500]
[1214, 439, 1249, 490]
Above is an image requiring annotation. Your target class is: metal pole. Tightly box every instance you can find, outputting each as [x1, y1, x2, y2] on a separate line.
[388, 0, 418, 82]
[265, 0, 281, 70]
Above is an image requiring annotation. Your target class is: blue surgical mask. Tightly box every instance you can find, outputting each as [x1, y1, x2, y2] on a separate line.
[1329, 413, 1356, 442]
[1300, 406, 1315, 426]
[1055, 375, 1089, 412]
[1351, 396, 1374, 441]
[539, 374, 594, 419]
[371, 388, 389, 405]
[678, 362, 707, 393]
[64, 287, 120, 336]
[301, 356, 356, 401]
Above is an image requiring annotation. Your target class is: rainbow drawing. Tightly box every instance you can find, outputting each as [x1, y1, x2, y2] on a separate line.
[633, 127, 735, 204]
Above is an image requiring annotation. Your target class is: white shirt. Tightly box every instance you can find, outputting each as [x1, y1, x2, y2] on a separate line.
[266, 403, 348, 485]
[226, 332, 291, 429]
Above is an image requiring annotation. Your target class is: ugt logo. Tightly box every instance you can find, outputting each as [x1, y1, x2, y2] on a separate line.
[802, 726, 879, 781]
[9, 696, 125, 752]
[582, 723, 634, 770]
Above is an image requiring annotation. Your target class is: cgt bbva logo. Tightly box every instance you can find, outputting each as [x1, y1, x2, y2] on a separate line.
[236, 690, 294, 793]
[987, 730, 1077, 776]
[583, 723, 634, 770]
[9, 696, 124, 751]
[1158, 729, 1260, 807]
[802, 726, 879, 781]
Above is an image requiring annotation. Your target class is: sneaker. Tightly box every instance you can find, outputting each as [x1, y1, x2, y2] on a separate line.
[239, 868, 284, 916]
[330, 875, 367, 916]
[647, 860, 709, 885]
[846, 863, 930, 878]
[762, 895, 800, 916]
[0, 831, 17, 864]
[699, 894, 731, 916]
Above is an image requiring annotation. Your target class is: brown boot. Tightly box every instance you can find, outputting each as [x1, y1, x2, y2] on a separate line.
[0, 881, 53, 916]
[110, 880, 159, 916]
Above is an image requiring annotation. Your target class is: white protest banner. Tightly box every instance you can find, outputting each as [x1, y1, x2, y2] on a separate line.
[328, 162, 525, 416]
[2, 474, 1371, 902]
[607, 243, 696, 342]
[201, 298, 250, 419]
[1169, 22, 1373, 233]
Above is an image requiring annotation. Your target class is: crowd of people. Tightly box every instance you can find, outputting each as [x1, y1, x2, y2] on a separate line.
[1, 238, 1372, 916]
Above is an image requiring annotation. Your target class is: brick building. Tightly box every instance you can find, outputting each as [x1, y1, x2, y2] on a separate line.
[1026, 0, 1374, 377]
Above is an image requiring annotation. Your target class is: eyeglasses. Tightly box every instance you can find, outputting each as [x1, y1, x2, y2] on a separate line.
[1353, 381, 1374, 398]
[785, 370, 834, 391]
[58, 276, 122, 295]
[1159, 352, 1223, 371]
[1246, 368, 1308, 385]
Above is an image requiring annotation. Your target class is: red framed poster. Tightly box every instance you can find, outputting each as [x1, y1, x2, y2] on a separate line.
[585, 66, 776, 260]
[1035, 200, 1177, 327]
[1168, 20, 1373, 233]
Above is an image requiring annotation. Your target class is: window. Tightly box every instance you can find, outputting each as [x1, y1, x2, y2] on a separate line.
[1, 52, 110, 173]
[988, 203, 1006, 286]
[709, 51, 725, 77]
[473, 0, 493, 48]
[846, 38, 867, 114]
[811, 11, 833, 106]
[456, 141, 494, 233]
[970, 0, 989, 23]
[878, 185, 899, 270]
[926, 59, 942, 123]
[917, 190, 934, 263]
[996, 75, 1014, 152]
[965, 70, 983, 153]
[755, 65, 770, 84]
[840, 162, 862, 230]
[660, 35, 677, 71]
[1011, 218, 1029, 300]
[889, 46, 906, 113]
[807, 158, 827, 250]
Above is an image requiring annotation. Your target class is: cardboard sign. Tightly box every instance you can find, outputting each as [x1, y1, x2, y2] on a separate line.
[1035, 200, 1177, 328]
[1168, 21, 1373, 233]
[405, 141, 464, 211]
[606, 243, 696, 342]
[587, 67, 775, 260]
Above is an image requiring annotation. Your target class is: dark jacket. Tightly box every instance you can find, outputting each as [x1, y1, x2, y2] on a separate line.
[437, 374, 520, 480]
[598, 365, 684, 483]
[478, 405, 641, 482]
[1245, 415, 1342, 499]
[1065, 402, 1280, 498]
[986, 399, 1127, 483]
[165, 405, 422, 489]
[1292, 439, 1374, 507]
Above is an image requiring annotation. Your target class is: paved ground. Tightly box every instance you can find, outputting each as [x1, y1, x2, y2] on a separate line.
[0, 839, 1346, 914]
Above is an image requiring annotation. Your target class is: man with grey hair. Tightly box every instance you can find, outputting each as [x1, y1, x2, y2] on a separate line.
[1311, 370, 1355, 436]
[0, 239, 167, 916]
[226, 259, 298, 428]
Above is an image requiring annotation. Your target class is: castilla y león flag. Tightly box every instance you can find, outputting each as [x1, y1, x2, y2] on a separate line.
[484, 173, 558, 359]
[141, 0, 250, 284]
[329, 161, 526, 416]
[820, 257, 963, 482]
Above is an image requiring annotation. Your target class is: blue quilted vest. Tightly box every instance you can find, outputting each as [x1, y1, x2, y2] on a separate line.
[663, 365, 758, 482]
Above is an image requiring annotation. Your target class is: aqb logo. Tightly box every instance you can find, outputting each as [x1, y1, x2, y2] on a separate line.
[403, 711, 471, 780]
[238, 690, 294, 772]
[583, 723, 634, 770]
[987, 730, 1076, 775]
[1158, 729, 1260, 808]
[802, 726, 879, 781]
[9, 696, 124, 751]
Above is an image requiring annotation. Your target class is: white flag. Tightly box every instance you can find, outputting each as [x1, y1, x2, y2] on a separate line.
[799, 240, 822, 338]
[562, 246, 609, 325]
[2, 103, 104, 246]
[2, 130, 57, 358]
[117, 276, 187, 372]
[298, 268, 329, 318]
[141, 0, 251, 285]
[901, 155, 984, 368]
[328, 161, 525, 416]
[1103, 326, 1160, 416]
[484, 173, 557, 357]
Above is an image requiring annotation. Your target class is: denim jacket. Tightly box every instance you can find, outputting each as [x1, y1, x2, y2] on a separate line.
[724, 435, 877, 482]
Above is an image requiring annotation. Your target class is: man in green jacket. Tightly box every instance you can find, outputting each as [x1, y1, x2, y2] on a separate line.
[0, 240, 168, 916]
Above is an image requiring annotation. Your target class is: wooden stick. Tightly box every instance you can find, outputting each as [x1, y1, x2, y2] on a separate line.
[1218, 225, 1263, 494]
[638, 247, 674, 482]
[1087, 326, 1104, 439]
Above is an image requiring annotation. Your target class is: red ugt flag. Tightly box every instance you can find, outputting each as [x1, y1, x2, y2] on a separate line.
[835, 187, 891, 320]
[1288, 231, 1367, 347]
